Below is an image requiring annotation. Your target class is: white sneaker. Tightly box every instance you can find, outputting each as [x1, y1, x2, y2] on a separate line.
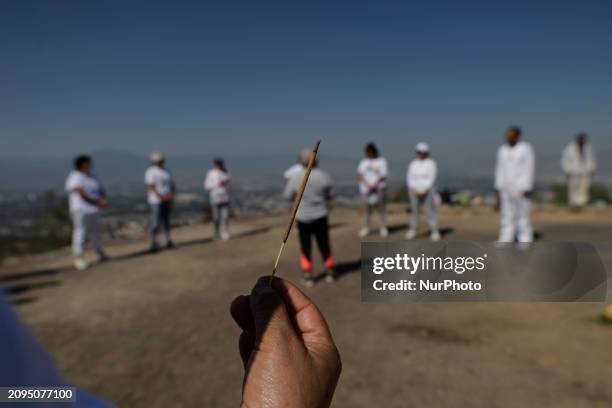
[220, 231, 231, 241]
[74, 257, 89, 271]
[379, 227, 389, 237]
[358, 227, 370, 238]
[430, 231, 441, 242]
[405, 229, 417, 240]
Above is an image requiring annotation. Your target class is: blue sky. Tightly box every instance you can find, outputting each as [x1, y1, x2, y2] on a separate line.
[1, 0, 611, 160]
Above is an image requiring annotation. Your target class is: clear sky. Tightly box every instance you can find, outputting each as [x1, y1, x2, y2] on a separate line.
[1, 0, 611, 160]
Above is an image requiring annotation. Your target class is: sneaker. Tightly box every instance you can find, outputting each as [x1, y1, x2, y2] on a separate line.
[220, 232, 231, 241]
[405, 229, 417, 240]
[358, 227, 370, 238]
[149, 243, 160, 253]
[165, 240, 174, 249]
[324, 271, 336, 283]
[379, 227, 389, 237]
[74, 257, 89, 271]
[98, 253, 110, 263]
[430, 231, 441, 242]
[302, 276, 315, 288]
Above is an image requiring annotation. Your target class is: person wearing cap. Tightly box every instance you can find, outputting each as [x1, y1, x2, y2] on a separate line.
[495, 126, 536, 243]
[561, 133, 596, 210]
[65, 155, 109, 270]
[357, 142, 389, 238]
[284, 149, 335, 287]
[405, 143, 440, 241]
[204, 158, 232, 241]
[145, 152, 176, 252]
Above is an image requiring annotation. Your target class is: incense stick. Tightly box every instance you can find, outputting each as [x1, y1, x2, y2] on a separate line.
[270, 140, 321, 284]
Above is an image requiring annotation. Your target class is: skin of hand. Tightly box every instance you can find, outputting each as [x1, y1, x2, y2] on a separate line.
[231, 277, 341, 408]
[494, 190, 501, 211]
[97, 197, 108, 208]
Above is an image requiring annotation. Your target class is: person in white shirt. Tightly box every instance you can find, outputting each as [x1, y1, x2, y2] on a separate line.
[284, 149, 335, 287]
[357, 143, 389, 237]
[494, 126, 536, 243]
[145, 152, 176, 252]
[283, 158, 304, 180]
[204, 158, 232, 240]
[64, 155, 108, 270]
[405, 143, 440, 241]
[561, 133, 596, 210]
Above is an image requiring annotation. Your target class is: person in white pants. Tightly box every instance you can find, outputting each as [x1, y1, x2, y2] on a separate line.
[64, 155, 108, 270]
[357, 143, 389, 238]
[561, 133, 596, 210]
[494, 126, 536, 243]
[204, 158, 232, 241]
[405, 142, 440, 241]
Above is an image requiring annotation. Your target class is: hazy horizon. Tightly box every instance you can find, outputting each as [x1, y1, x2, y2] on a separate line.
[1, 0, 611, 161]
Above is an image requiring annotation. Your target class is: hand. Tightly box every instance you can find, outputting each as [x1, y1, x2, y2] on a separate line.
[522, 190, 531, 198]
[162, 194, 174, 202]
[97, 197, 108, 209]
[231, 277, 341, 408]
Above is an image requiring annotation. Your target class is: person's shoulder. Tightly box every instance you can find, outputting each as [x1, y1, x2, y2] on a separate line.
[519, 141, 534, 152]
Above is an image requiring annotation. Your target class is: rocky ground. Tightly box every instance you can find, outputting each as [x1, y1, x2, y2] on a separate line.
[1, 205, 612, 407]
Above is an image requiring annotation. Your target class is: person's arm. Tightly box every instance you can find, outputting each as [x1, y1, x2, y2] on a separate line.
[420, 161, 437, 196]
[204, 172, 215, 191]
[376, 158, 388, 186]
[519, 144, 535, 197]
[231, 277, 341, 408]
[494, 148, 503, 209]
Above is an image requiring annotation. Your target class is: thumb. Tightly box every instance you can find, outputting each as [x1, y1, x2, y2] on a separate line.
[250, 277, 297, 346]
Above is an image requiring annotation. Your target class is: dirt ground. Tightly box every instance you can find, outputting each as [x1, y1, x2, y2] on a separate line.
[1, 205, 612, 407]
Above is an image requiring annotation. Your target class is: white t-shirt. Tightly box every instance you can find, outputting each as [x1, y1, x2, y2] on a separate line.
[407, 158, 437, 194]
[357, 157, 388, 194]
[204, 168, 231, 204]
[144, 166, 174, 205]
[283, 163, 303, 180]
[494, 141, 535, 193]
[65, 170, 103, 214]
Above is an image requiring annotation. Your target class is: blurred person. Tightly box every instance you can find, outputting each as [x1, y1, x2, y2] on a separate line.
[231, 276, 341, 407]
[0, 292, 114, 407]
[494, 126, 535, 243]
[145, 152, 176, 252]
[284, 149, 334, 287]
[65, 155, 108, 271]
[357, 142, 389, 238]
[561, 133, 596, 210]
[283, 155, 304, 180]
[405, 142, 440, 241]
[204, 158, 232, 240]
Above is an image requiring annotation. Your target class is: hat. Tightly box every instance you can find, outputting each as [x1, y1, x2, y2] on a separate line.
[150, 151, 164, 163]
[415, 142, 430, 153]
[300, 148, 312, 165]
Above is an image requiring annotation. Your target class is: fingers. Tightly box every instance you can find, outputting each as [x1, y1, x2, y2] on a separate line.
[266, 277, 335, 346]
[238, 331, 255, 368]
[249, 279, 295, 345]
[230, 295, 254, 333]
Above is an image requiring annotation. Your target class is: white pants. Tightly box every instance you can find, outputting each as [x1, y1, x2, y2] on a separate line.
[567, 173, 590, 207]
[71, 212, 102, 256]
[498, 190, 532, 243]
[409, 190, 438, 233]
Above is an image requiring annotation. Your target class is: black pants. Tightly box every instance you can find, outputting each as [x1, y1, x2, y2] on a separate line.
[297, 216, 332, 271]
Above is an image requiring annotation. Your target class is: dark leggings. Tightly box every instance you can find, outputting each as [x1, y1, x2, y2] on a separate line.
[297, 216, 331, 264]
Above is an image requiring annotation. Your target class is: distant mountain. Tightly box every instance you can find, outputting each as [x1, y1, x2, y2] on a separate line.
[1, 147, 610, 194]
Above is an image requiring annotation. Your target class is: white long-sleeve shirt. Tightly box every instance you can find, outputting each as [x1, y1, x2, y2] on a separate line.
[406, 158, 437, 194]
[204, 168, 231, 204]
[561, 142, 596, 175]
[494, 141, 535, 193]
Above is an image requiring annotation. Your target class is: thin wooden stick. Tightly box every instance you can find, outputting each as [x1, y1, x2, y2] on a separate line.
[270, 140, 321, 284]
